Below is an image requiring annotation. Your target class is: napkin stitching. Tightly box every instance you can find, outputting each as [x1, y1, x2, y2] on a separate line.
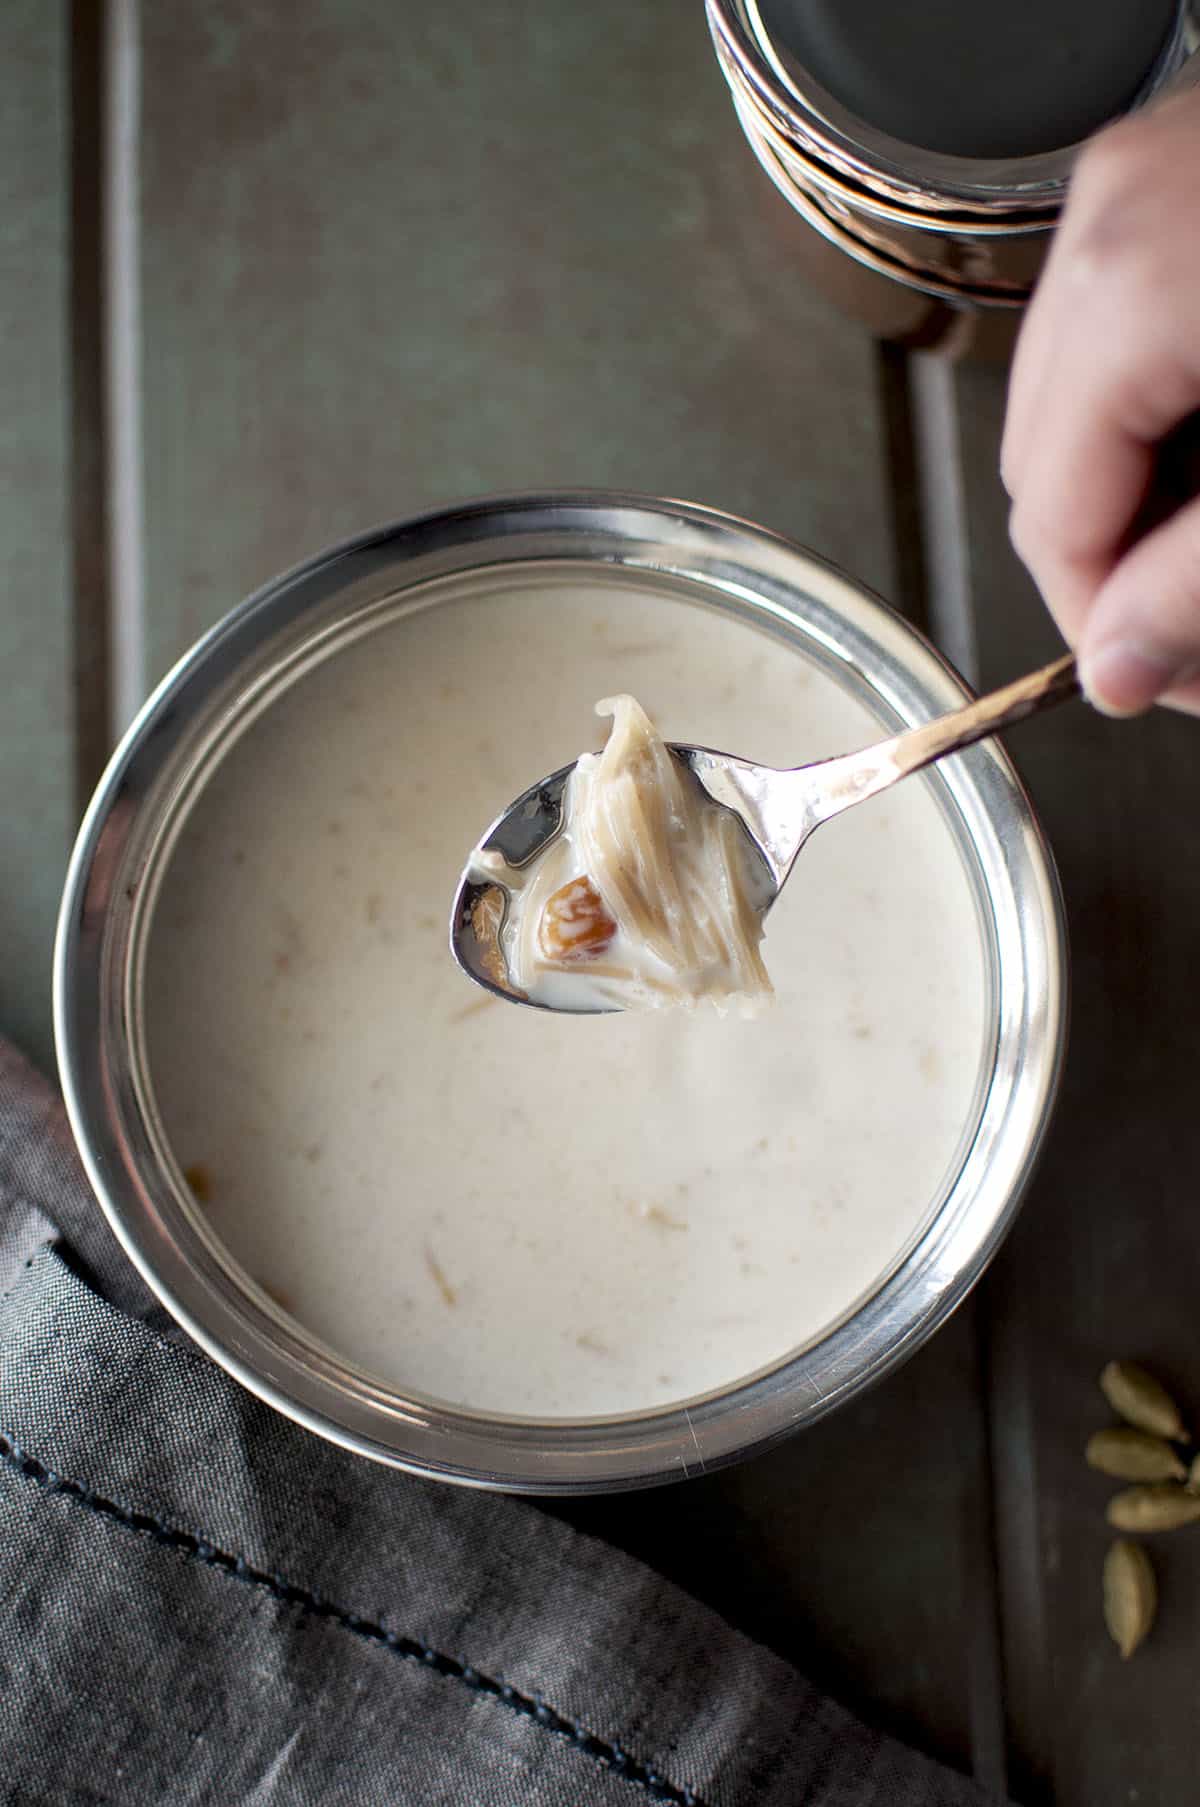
[0, 1430, 704, 1807]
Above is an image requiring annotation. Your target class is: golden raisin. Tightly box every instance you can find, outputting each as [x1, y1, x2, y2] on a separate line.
[538, 875, 617, 963]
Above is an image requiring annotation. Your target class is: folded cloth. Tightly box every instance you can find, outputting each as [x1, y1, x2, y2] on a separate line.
[0, 1036, 1002, 1806]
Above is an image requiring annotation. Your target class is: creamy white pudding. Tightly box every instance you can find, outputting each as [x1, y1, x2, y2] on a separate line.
[478, 692, 773, 1014]
[144, 568, 987, 1418]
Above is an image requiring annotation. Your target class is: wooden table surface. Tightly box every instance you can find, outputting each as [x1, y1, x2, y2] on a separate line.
[5, 7, 1199, 1801]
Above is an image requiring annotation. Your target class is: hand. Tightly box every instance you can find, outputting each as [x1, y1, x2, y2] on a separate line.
[1001, 85, 1200, 717]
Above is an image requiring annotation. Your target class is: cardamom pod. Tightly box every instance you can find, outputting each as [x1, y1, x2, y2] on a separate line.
[1188, 1453, 1200, 1496]
[1099, 1361, 1186, 1442]
[1086, 1427, 1186, 1482]
[1106, 1483, 1200, 1532]
[1103, 1539, 1156, 1660]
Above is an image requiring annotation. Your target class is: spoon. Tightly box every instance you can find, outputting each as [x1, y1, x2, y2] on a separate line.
[450, 651, 1080, 1013]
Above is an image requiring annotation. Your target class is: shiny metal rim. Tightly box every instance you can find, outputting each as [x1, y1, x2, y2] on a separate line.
[735, 78, 1059, 240]
[54, 494, 1068, 1494]
[708, 0, 1193, 212]
[730, 88, 1033, 307]
[713, 23, 1061, 229]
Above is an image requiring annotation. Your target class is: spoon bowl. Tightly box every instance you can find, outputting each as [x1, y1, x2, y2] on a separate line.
[451, 650, 1080, 1012]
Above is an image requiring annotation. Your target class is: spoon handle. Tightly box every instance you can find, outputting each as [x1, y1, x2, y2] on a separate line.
[806, 652, 1080, 825]
[881, 650, 1079, 773]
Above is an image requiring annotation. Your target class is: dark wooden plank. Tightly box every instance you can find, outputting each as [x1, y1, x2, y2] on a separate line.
[562, 1315, 1004, 1782]
[0, 1, 74, 1074]
[69, 0, 112, 804]
[130, 1, 1005, 1783]
[954, 358, 1200, 1806]
[133, 0, 897, 680]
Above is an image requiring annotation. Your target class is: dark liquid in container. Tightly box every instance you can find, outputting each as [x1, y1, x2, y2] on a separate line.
[755, 0, 1180, 158]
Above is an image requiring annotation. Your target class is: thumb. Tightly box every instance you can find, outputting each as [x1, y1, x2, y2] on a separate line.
[1079, 495, 1200, 716]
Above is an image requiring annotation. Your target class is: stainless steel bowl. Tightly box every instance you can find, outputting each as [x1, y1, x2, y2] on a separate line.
[55, 494, 1067, 1493]
[708, 0, 1198, 307]
[725, 81, 1051, 309]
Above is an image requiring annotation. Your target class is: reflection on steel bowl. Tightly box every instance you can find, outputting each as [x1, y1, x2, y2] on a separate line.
[707, 0, 1197, 316]
[56, 495, 1066, 1493]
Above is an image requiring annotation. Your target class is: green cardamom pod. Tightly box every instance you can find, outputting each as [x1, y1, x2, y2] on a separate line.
[1099, 1361, 1186, 1442]
[1103, 1539, 1156, 1659]
[1086, 1427, 1186, 1482]
[1106, 1483, 1200, 1532]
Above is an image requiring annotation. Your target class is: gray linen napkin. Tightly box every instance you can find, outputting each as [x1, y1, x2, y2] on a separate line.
[0, 1035, 1002, 1806]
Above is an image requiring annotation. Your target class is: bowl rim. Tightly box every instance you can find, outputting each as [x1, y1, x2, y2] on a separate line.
[706, 0, 1192, 212]
[54, 490, 1068, 1494]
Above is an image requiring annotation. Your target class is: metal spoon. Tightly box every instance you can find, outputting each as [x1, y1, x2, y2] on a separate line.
[450, 651, 1079, 1013]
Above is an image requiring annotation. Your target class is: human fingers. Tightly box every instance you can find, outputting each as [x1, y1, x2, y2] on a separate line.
[1078, 491, 1200, 716]
[1003, 96, 1200, 652]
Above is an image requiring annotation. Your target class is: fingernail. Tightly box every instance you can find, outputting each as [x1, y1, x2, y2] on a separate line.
[1079, 641, 1192, 717]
